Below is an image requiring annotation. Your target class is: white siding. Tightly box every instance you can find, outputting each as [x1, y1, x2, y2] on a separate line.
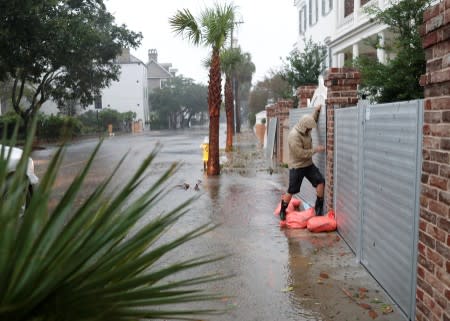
[295, 0, 336, 55]
[88, 62, 148, 125]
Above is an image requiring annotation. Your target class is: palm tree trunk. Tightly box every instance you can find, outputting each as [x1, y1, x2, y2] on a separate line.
[224, 75, 234, 152]
[207, 49, 222, 176]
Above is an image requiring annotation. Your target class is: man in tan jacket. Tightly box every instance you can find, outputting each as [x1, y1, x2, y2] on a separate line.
[279, 105, 325, 220]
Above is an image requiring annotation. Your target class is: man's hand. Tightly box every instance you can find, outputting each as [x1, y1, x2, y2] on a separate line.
[314, 145, 325, 154]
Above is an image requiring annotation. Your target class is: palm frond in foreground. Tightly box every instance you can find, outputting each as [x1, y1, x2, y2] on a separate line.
[0, 124, 227, 321]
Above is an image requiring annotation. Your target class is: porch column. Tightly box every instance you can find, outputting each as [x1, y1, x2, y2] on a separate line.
[337, 53, 345, 67]
[377, 32, 386, 64]
[331, 53, 339, 68]
[353, 0, 360, 20]
[352, 43, 359, 61]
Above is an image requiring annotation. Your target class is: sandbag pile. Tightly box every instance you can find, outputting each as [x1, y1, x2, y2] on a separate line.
[307, 210, 336, 232]
[280, 207, 315, 229]
[274, 200, 336, 233]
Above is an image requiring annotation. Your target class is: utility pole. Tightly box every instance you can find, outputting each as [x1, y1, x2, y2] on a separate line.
[231, 19, 243, 134]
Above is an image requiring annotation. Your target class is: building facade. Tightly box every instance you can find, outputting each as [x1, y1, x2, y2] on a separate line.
[294, 0, 396, 68]
[147, 49, 176, 92]
[95, 48, 149, 128]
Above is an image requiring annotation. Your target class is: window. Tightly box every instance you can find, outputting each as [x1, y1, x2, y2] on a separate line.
[344, 0, 354, 17]
[299, 6, 307, 34]
[322, 0, 333, 15]
[309, 0, 318, 26]
[361, 0, 371, 6]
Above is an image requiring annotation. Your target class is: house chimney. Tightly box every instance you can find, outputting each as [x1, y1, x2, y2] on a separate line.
[121, 48, 130, 61]
[148, 49, 158, 62]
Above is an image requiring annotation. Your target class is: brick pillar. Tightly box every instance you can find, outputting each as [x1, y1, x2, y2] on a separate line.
[265, 99, 294, 164]
[277, 100, 293, 163]
[417, 2, 450, 321]
[296, 84, 318, 108]
[324, 68, 360, 211]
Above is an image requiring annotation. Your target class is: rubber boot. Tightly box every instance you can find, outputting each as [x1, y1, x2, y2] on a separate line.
[315, 197, 324, 216]
[279, 200, 289, 221]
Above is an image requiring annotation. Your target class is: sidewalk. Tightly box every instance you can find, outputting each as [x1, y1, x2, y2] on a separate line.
[225, 129, 406, 321]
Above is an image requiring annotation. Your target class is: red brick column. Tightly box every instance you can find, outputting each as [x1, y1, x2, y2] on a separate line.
[324, 68, 360, 211]
[417, 2, 450, 321]
[296, 85, 318, 108]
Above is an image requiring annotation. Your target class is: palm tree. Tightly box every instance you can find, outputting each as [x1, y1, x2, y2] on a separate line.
[170, 4, 236, 176]
[234, 52, 255, 133]
[220, 47, 242, 152]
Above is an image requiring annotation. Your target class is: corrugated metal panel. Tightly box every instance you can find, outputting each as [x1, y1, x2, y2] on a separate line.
[334, 106, 360, 254]
[266, 117, 277, 168]
[289, 108, 326, 208]
[361, 100, 422, 319]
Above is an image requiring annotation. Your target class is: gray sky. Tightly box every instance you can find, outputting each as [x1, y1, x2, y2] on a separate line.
[105, 0, 297, 85]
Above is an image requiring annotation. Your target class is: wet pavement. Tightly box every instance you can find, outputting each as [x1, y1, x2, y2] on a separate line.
[32, 127, 406, 321]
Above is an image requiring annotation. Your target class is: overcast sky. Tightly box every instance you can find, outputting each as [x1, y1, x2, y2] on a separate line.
[104, 0, 298, 85]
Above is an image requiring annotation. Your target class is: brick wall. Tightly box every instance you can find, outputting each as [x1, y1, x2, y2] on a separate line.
[324, 68, 360, 211]
[266, 100, 294, 164]
[296, 85, 318, 108]
[417, 1, 450, 321]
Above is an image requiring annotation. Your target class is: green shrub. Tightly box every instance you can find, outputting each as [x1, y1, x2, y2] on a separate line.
[77, 109, 136, 133]
[36, 114, 83, 141]
[0, 112, 24, 138]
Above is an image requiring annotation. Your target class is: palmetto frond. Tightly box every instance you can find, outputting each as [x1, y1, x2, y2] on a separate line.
[0, 119, 227, 321]
[220, 47, 242, 77]
[169, 8, 202, 45]
[201, 3, 235, 50]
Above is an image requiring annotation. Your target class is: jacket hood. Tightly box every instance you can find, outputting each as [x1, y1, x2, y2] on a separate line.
[295, 115, 316, 134]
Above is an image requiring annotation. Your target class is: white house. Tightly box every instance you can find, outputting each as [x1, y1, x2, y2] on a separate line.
[294, 0, 407, 68]
[92, 48, 149, 128]
[38, 48, 150, 129]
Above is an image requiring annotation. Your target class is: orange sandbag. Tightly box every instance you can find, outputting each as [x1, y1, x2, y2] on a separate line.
[280, 207, 315, 229]
[307, 210, 337, 233]
[273, 198, 302, 217]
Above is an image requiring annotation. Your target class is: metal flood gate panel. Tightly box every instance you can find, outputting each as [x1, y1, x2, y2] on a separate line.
[266, 117, 278, 168]
[361, 101, 422, 319]
[334, 106, 360, 254]
[289, 107, 326, 208]
[334, 100, 422, 320]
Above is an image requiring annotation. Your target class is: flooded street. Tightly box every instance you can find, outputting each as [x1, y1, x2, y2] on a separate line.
[32, 127, 405, 321]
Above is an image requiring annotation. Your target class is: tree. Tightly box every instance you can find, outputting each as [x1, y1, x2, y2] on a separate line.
[181, 82, 209, 128]
[355, 0, 433, 102]
[149, 76, 208, 130]
[221, 47, 242, 152]
[280, 38, 327, 90]
[0, 0, 142, 130]
[248, 72, 291, 116]
[170, 4, 236, 176]
[234, 52, 255, 133]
